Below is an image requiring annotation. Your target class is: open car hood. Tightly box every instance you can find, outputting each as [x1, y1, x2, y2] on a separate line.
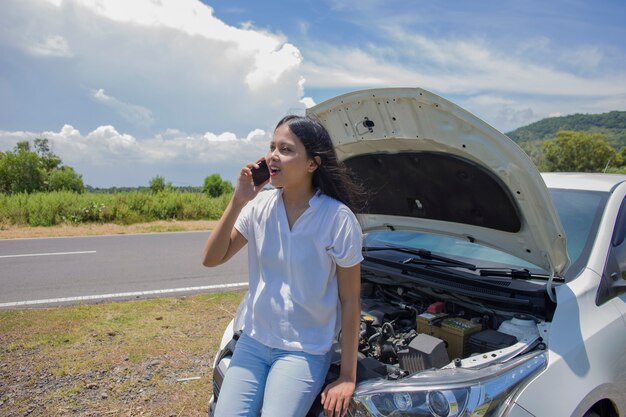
[307, 88, 569, 275]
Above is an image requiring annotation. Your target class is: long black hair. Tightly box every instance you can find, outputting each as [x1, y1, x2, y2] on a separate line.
[275, 115, 366, 213]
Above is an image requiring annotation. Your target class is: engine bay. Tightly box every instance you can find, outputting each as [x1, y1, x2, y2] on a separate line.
[332, 276, 550, 382]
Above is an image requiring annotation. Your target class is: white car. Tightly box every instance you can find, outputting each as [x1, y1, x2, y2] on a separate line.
[209, 88, 626, 417]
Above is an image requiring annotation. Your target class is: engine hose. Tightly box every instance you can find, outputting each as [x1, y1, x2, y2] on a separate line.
[382, 322, 396, 337]
[368, 332, 381, 345]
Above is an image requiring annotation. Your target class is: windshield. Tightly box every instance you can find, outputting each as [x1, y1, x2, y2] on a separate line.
[363, 188, 608, 280]
[549, 188, 607, 279]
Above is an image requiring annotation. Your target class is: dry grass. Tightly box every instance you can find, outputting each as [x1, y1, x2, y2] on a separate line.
[0, 220, 218, 240]
[0, 292, 245, 416]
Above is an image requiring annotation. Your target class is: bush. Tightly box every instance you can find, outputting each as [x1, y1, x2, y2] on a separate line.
[0, 138, 83, 194]
[48, 167, 85, 193]
[542, 130, 622, 172]
[149, 175, 170, 193]
[203, 174, 233, 198]
[0, 150, 46, 194]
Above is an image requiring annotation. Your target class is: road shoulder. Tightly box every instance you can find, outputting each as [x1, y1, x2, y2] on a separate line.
[0, 220, 217, 240]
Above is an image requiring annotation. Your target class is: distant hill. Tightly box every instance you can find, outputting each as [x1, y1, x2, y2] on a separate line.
[505, 110, 626, 148]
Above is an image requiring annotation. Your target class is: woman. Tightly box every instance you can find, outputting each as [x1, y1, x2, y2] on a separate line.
[202, 115, 363, 417]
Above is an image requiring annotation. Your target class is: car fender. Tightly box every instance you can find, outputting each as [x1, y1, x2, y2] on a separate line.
[513, 271, 626, 417]
[212, 294, 248, 369]
[570, 383, 624, 417]
[213, 318, 235, 369]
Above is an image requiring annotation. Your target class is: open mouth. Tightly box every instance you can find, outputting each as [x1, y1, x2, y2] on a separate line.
[269, 166, 281, 176]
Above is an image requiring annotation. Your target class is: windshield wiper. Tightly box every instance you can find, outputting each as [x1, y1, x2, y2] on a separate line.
[478, 268, 531, 279]
[363, 246, 477, 271]
[478, 268, 553, 280]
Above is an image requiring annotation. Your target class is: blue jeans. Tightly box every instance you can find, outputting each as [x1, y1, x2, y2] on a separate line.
[214, 332, 332, 417]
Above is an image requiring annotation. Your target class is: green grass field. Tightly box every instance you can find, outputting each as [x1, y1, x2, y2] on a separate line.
[0, 191, 231, 227]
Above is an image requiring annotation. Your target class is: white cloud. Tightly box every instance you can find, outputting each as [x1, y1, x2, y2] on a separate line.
[559, 45, 605, 74]
[0, 0, 307, 135]
[26, 35, 73, 57]
[245, 43, 303, 91]
[301, 33, 626, 97]
[463, 95, 538, 132]
[43, 0, 303, 94]
[300, 97, 316, 108]
[87, 125, 138, 155]
[92, 89, 155, 128]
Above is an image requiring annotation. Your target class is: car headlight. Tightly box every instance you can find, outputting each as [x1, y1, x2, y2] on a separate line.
[350, 351, 546, 417]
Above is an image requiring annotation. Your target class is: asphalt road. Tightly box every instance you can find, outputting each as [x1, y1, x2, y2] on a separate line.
[0, 231, 249, 308]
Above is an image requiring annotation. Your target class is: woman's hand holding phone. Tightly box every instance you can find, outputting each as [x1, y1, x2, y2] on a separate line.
[204, 159, 266, 267]
[233, 158, 269, 205]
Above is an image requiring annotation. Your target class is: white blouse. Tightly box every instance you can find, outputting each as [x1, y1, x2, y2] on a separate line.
[235, 188, 363, 355]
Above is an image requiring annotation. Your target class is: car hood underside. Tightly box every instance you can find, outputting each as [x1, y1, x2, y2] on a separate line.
[307, 88, 569, 275]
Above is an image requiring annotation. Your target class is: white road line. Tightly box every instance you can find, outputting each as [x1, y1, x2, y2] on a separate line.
[0, 250, 97, 259]
[0, 282, 249, 308]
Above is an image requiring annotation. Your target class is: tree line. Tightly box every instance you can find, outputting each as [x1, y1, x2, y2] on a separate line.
[0, 138, 234, 196]
[506, 110, 626, 147]
[147, 174, 233, 197]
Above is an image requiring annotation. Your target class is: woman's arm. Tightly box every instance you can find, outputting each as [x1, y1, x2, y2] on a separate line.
[321, 263, 361, 417]
[201, 163, 267, 267]
[201, 198, 248, 267]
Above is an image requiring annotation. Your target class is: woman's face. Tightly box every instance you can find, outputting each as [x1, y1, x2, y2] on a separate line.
[266, 123, 316, 190]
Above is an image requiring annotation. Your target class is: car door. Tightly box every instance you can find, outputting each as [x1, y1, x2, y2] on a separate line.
[564, 190, 626, 417]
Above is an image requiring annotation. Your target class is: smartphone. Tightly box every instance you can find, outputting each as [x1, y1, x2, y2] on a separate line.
[251, 159, 270, 186]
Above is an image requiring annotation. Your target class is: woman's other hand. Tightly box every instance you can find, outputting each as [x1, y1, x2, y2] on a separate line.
[320, 376, 355, 417]
[320, 263, 360, 417]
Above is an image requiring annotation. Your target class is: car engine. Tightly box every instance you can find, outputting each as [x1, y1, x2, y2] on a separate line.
[331, 279, 548, 382]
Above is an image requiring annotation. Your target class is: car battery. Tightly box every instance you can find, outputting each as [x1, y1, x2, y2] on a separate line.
[468, 329, 518, 354]
[438, 318, 482, 359]
[416, 312, 447, 338]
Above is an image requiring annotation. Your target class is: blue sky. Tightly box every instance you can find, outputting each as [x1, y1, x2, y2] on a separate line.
[1, 0, 625, 187]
